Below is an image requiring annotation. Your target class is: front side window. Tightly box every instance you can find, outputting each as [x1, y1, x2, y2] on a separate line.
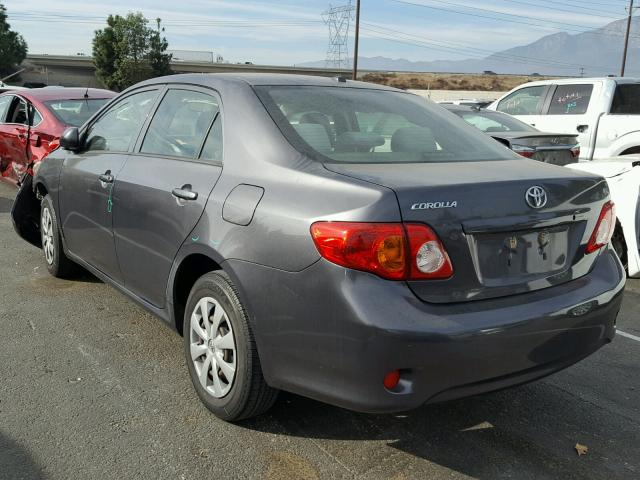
[45, 98, 111, 127]
[496, 86, 546, 115]
[141, 89, 219, 159]
[85, 89, 158, 152]
[547, 84, 593, 115]
[255, 86, 515, 164]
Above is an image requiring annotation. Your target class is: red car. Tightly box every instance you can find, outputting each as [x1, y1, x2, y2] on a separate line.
[0, 87, 116, 185]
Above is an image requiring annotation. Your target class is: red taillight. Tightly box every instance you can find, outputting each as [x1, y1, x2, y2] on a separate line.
[585, 201, 615, 254]
[511, 145, 536, 158]
[310, 222, 453, 280]
[570, 145, 581, 158]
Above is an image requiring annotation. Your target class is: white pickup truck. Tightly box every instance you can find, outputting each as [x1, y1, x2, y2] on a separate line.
[487, 77, 640, 160]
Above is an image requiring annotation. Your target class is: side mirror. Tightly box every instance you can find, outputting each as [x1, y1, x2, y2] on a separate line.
[60, 127, 81, 151]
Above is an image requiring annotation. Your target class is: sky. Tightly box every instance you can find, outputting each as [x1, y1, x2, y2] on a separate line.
[2, 0, 633, 65]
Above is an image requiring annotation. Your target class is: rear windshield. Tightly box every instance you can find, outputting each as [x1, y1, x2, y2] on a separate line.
[455, 110, 537, 133]
[45, 98, 111, 126]
[611, 84, 640, 114]
[255, 86, 516, 164]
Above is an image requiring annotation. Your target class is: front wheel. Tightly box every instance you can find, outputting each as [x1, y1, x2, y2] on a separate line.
[183, 271, 278, 421]
[41, 195, 77, 278]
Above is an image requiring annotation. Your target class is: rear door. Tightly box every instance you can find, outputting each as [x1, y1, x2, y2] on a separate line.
[58, 88, 161, 282]
[113, 87, 223, 308]
[534, 82, 599, 159]
[493, 84, 550, 129]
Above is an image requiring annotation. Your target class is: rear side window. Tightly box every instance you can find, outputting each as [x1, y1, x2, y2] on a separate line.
[141, 89, 219, 159]
[496, 86, 546, 115]
[547, 84, 593, 115]
[7, 97, 42, 126]
[255, 86, 515, 164]
[611, 84, 640, 114]
[199, 115, 223, 163]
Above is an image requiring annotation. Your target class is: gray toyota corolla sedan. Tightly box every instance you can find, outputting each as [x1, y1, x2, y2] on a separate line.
[13, 74, 625, 421]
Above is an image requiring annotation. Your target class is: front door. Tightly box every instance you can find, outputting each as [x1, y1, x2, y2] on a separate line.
[113, 87, 223, 307]
[58, 88, 161, 282]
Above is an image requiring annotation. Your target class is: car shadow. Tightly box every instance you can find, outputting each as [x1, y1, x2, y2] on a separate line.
[0, 431, 47, 479]
[240, 382, 636, 479]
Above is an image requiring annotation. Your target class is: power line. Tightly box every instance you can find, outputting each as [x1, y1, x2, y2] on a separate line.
[494, 0, 620, 20]
[388, 0, 640, 39]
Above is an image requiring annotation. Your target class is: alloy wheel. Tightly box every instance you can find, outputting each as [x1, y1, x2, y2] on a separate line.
[41, 206, 54, 265]
[189, 297, 237, 398]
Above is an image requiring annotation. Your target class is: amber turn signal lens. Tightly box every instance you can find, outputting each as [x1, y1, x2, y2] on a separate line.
[376, 235, 405, 273]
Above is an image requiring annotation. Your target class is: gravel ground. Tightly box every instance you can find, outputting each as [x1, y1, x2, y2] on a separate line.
[0, 181, 638, 480]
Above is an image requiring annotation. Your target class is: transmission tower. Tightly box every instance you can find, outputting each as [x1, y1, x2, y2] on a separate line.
[322, 1, 355, 69]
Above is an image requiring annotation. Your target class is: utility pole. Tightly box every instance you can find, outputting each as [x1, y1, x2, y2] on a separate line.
[621, 0, 634, 77]
[352, 0, 361, 80]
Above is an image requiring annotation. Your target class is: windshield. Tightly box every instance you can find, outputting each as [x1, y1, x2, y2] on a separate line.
[255, 86, 516, 164]
[456, 110, 537, 133]
[45, 98, 111, 126]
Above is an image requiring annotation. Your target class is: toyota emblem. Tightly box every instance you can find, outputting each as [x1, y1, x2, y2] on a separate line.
[525, 186, 547, 209]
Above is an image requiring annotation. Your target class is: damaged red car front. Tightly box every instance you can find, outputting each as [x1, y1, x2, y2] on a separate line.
[0, 87, 115, 185]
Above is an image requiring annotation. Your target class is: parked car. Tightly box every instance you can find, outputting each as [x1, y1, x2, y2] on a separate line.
[443, 105, 580, 165]
[567, 157, 640, 278]
[487, 77, 640, 160]
[13, 74, 624, 421]
[0, 87, 116, 185]
[438, 99, 493, 109]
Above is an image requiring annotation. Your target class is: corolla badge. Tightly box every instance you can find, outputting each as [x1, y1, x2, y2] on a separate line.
[525, 186, 547, 209]
[411, 201, 458, 210]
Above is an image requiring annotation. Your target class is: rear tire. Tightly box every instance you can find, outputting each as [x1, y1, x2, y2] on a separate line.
[183, 271, 278, 421]
[40, 195, 77, 278]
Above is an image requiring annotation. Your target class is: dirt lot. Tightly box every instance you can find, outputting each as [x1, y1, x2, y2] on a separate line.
[360, 72, 558, 91]
[0, 181, 639, 479]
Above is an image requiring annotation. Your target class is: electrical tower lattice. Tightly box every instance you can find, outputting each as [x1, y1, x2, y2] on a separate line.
[323, 2, 355, 70]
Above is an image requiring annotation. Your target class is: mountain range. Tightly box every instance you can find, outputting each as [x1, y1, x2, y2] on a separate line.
[300, 17, 640, 76]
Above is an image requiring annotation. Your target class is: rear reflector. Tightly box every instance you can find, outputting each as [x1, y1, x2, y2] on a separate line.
[585, 201, 615, 254]
[310, 222, 453, 280]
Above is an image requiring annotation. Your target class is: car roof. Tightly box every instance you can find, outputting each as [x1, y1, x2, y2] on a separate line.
[508, 77, 640, 89]
[2, 87, 116, 101]
[135, 73, 400, 91]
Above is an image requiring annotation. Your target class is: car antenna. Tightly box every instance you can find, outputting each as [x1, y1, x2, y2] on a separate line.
[84, 86, 89, 99]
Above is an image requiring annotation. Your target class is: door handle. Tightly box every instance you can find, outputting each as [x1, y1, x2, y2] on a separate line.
[172, 186, 198, 201]
[577, 124, 589, 133]
[98, 173, 114, 183]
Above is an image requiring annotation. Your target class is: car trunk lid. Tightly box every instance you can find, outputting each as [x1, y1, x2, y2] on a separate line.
[324, 159, 609, 303]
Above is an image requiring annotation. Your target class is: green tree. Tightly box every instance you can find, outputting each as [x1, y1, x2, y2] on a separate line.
[92, 12, 172, 91]
[0, 4, 28, 77]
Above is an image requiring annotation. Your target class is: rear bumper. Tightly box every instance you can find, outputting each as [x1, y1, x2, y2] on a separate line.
[225, 247, 625, 413]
